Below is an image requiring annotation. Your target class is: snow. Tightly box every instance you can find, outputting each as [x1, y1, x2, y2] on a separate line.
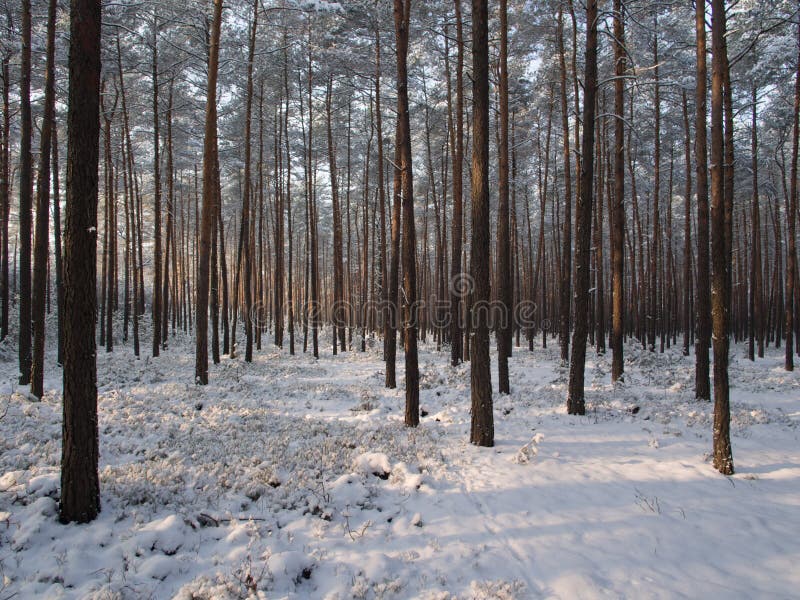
[1, 329, 799, 598]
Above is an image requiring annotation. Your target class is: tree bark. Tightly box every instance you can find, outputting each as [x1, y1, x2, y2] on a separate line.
[710, 0, 734, 474]
[682, 90, 693, 357]
[30, 0, 57, 399]
[496, 0, 512, 395]
[195, 0, 223, 384]
[18, 0, 32, 385]
[567, 0, 598, 416]
[470, 0, 493, 445]
[558, 4, 573, 364]
[326, 77, 345, 355]
[695, 0, 711, 399]
[60, 0, 102, 524]
[0, 56, 9, 341]
[449, 0, 465, 367]
[611, 0, 625, 381]
[394, 0, 420, 426]
[786, 19, 800, 371]
[151, 14, 162, 358]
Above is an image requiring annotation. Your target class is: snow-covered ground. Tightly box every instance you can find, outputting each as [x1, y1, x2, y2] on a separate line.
[1, 325, 799, 599]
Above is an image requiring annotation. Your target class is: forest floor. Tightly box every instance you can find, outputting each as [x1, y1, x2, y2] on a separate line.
[0, 323, 799, 599]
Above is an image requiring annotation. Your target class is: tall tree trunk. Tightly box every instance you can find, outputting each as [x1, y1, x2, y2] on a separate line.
[60, 0, 102, 524]
[682, 90, 693, 357]
[326, 76, 345, 355]
[285, 55, 295, 356]
[162, 82, 174, 349]
[710, 0, 734, 474]
[470, 0, 493, 446]
[18, 0, 32, 385]
[308, 52, 320, 359]
[496, 0, 511, 395]
[695, 0, 711, 399]
[376, 27, 388, 361]
[595, 103, 606, 354]
[151, 14, 162, 358]
[611, 0, 625, 381]
[102, 93, 117, 354]
[786, 19, 800, 371]
[558, 4, 573, 364]
[117, 38, 139, 358]
[385, 121, 401, 388]
[257, 84, 265, 350]
[449, 0, 465, 367]
[235, 0, 257, 362]
[54, 114, 64, 363]
[0, 56, 9, 341]
[274, 102, 285, 350]
[394, 0, 419, 426]
[567, 0, 598, 416]
[30, 0, 57, 399]
[650, 15, 661, 353]
[195, 0, 223, 384]
[750, 83, 764, 360]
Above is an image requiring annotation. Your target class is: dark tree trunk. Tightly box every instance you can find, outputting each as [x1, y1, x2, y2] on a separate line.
[394, 0, 420, 426]
[326, 77, 345, 355]
[30, 0, 57, 399]
[0, 57, 9, 341]
[496, 0, 511, 395]
[650, 16, 661, 353]
[695, 0, 711, 399]
[611, 0, 625, 382]
[162, 82, 174, 350]
[53, 114, 64, 363]
[234, 0, 257, 362]
[786, 19, 800, 371]
[151, 15, 162, 358]
[567, 0, 598, 416]
[710, 0, 734, 474]
[682, 90, 693, 357]
[449, 0, 465, 367]
[557, 4, 573, 365]
[470, 0, 493, 446]
[195, 0, 223, 384]
[60, 0, 102, 524]
[18, 0, 32, 385]
[750, 83, 764, 360]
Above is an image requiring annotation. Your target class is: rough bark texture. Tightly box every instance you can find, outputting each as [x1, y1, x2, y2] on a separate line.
[611, 0, 625, 382]
[0, 58, 9, 342]
[695, 0, 711, 399]
[60, 0, 102, 524]
[557, 5, 572, 365]
[710, 0, 734, 475]
[786, 19, 800, 372]
[195, 0, 223, 385]
[394, 0, 420, 427]
[496, 0, 511, 395]
[151, 16, 162, 358]
[385, 123, 401, 389]
[682, 90, 693, 358]
[567, 0, 598, 416]
[18, 0, 32, 385]
[31, 0, 57, 399]
[449, 0, 465, 368]
[326, 77, 345, 355]
[470, 0, 493, 446]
